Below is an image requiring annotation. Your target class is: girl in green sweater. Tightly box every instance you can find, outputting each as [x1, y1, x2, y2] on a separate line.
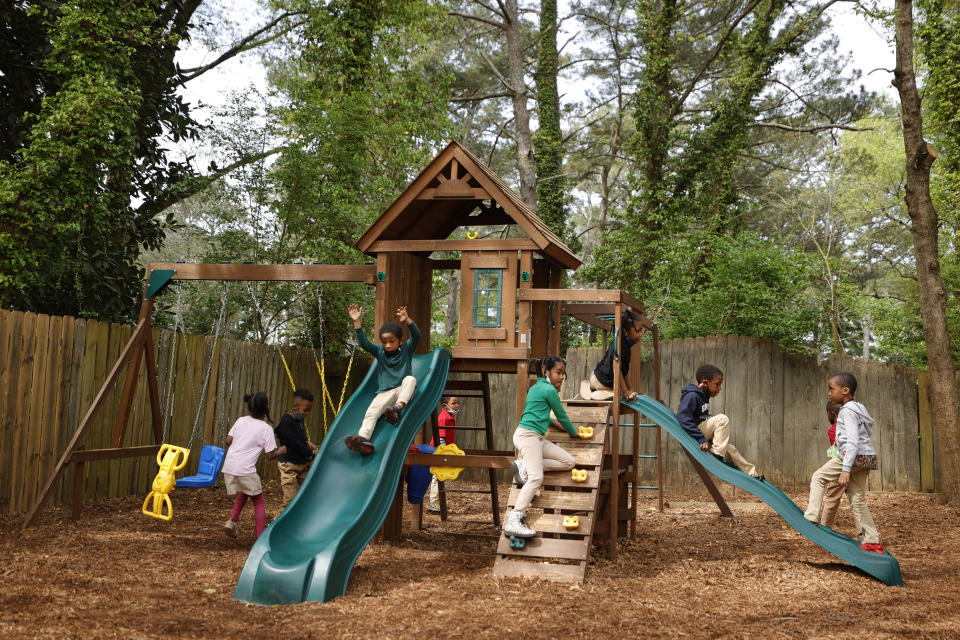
[503, 356, 577, 539]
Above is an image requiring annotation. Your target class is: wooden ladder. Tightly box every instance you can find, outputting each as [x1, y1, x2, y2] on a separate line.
[492, 402, 610, 583]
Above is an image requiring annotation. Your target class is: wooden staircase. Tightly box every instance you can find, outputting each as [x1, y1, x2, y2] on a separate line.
[492, 402, 609, 583]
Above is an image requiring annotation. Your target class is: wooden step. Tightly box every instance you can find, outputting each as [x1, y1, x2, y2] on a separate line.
[496, 535, 590, 561]
[542, 468, 600, 489]
[550, 428, 606, 445]
[524, 512, 594, 534]
[507, 487, 596, 511]
[561, 405, 610, 425]
[563, 448, 603, 467]
[492, 557, 584, 583]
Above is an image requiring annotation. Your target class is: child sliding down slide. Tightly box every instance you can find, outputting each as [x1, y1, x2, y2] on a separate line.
[343, 304, 420, 456]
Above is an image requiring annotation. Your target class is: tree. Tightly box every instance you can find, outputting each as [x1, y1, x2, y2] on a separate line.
[0, 1, 301, 320]
[892, 0, 960, 502]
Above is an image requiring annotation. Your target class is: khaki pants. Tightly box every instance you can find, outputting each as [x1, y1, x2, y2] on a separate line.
[358, 375, 417, 439]
[803, 456, 879, 544]
[587, 372, 615, 400]
[278, 461, 311, 508]
[512, 427, 575, 513]
[699, 414, 758, 477]
[818, 480, 845, 527]
[428, 475, 440, 505]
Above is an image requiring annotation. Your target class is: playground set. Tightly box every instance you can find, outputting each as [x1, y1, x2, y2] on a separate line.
[20, 141, 903, 604]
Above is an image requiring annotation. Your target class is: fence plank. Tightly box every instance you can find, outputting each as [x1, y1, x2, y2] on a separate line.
[12, 313, 39, 512]
[0, 311, 24, 512]
[917, 371, 935, 491]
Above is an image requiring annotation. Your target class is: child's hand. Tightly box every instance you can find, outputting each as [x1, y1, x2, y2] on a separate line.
[396, 306, 410, 325]
[348, 304, 363, 321]
[837, 471, 851, 488]
[277, 445, 288, 456]
[700, 442, 711, 452]
[309, 442, 319, 454]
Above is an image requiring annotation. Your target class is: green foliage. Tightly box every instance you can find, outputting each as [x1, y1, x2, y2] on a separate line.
[0, 1, 202, 321]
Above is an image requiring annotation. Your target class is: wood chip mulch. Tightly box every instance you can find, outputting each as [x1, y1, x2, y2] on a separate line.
[2, 482, 958, 639]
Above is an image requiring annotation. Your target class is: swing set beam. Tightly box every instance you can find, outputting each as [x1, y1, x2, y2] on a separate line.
[21, 262, 376, 533]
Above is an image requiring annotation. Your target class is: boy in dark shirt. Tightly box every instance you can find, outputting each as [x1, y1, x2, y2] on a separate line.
[580, 311, 642, 401]
[676, 363, 762, 479]
[275, 388, 318, 508]
[343, 304, 420, 455]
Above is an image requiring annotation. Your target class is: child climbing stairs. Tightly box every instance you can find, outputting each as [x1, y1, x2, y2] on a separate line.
[493, 402, 610, 583]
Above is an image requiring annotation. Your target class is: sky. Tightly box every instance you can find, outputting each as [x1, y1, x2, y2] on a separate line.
[175, 2, 898, 152]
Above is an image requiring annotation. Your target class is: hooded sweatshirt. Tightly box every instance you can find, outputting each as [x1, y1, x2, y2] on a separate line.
[834, 400, 877, 472]
[676, 384, 710, 444]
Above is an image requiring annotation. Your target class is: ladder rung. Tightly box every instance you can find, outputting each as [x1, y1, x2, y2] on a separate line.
[437, 426, 487, 431]
[637, 454, 658, 459]
[631, 485, 659, 490]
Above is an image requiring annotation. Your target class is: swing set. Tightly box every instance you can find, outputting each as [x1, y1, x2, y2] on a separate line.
[21, 262, 376, 531]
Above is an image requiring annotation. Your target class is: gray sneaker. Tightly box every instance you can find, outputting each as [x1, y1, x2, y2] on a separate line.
[511, 459, 528, 488]
[503, 509, 536, 538]
[426, 501, 440, 513]
[223, 519, 238, 538]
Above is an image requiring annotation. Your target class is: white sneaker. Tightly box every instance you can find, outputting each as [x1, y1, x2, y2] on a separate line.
[426, 502, 440, 513]
[223, 519, 238, 538]
[511, 459, 528, 488]
[503, 509, 536, 538]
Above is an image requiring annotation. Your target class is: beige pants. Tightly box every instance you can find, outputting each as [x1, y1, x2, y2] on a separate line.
[512, 427, 575, 513]
[587, 372, 615, 400]
[358, 375, 417, 439]
[278, 460, 311, 508]
[804, 456, 879, 544]
[428, 475, 440, 505]
[818, 480, 845, 527]
[699, 414, 758, 477]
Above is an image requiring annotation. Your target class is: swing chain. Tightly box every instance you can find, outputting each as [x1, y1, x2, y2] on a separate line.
[186, 282, 230, 453]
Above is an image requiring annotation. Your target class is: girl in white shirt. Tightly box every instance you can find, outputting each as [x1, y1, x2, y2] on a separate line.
[221, 392, 285, 538]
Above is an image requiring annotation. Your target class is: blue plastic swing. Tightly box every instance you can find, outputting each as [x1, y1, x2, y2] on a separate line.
[175, 445, 226, 488]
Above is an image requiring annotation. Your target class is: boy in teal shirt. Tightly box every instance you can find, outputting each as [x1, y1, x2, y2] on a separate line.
[343, 304, 420, 455]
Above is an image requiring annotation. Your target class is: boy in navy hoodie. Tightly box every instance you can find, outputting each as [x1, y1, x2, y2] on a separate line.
[676, 364, 762, 479]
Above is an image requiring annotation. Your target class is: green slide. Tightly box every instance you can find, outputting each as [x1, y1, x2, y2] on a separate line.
[234, 348, 451, 605]
[623, 395, 903, 587]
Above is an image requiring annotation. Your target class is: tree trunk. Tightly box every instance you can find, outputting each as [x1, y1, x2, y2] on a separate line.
[503, 0, 537, 208]
[892, 0, 960, 502]
[533, 0, 568, 240]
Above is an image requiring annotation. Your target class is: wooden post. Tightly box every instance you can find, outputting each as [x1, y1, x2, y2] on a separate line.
[654, 323, 664, 512]
[609, 305, 621, 560]
[111, 297, 155, 447]
[482, 372, 501, 527]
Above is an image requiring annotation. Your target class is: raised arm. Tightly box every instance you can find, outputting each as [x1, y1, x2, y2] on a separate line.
[350, 304, 378, 354]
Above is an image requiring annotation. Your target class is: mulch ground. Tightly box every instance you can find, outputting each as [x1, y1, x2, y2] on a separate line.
[2, 482, 958, 639]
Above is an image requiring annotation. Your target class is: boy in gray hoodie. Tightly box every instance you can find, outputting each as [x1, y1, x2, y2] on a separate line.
[803, 372, 884, 553]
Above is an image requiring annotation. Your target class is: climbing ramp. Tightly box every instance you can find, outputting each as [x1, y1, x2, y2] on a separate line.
[493, 403, 610, 583]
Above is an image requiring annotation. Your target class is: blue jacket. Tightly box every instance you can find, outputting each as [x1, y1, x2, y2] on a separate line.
[676, 384, 710, 444]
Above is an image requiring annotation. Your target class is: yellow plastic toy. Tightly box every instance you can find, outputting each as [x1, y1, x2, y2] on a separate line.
[142, 444, 189, 521]
[562, 515, 580, 530]
[429, 443, 466, 481]
[577, 425, 594, 440]
[571, 468, 588, 483]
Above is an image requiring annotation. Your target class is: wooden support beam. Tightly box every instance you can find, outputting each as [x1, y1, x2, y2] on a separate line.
[112, 297, 155, 448]
[415, 187, 492, 200]
[519, 288, 643, 313]
[71, 445, 162, 462]
[430, 259, 461, 270]
[21, 319, 148, 532]
[404, 453, 515, 469]
[147, 263, 377, 283]
[142, 322, 164, 444]
[567, 314, 612, 332]
[683, 449, 734, 518]
[560, 303, 616, 315]
[369, 239, 538, 253]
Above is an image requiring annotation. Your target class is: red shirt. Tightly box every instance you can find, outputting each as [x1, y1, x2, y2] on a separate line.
[828, 421, 836, 446]
[430, 408, 456, 446]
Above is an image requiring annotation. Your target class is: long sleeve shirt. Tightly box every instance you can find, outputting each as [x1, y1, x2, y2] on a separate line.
[274, 413, 312, 464]
[835, 401, 877, 472]
[676, 384, 710, 444]
[355, 322, 421, 393]
[517, 378, 577, 437]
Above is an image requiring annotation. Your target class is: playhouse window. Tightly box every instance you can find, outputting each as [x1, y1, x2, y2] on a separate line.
[473, 269, 502, 327]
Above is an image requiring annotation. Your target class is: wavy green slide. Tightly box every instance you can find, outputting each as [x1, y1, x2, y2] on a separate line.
[624, 395, 903, 587]
[234, 348, 451, 605]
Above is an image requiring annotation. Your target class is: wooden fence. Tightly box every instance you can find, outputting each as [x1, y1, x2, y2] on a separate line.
[455, 336, 936, 494]
[0, 309, 368, 515]
[1, 308, 942, 514]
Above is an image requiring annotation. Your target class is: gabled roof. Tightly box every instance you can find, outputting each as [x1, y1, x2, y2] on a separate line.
[353, 140, 581, 269]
